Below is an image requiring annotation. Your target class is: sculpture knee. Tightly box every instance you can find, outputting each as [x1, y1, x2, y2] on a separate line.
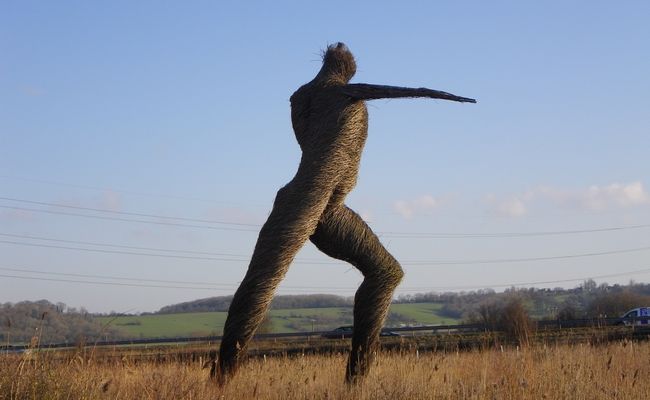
[363, 256, 403, 290]
[388, 263, 404, 288]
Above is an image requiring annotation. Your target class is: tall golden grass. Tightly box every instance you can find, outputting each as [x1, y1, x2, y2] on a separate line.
[2, 341, 649, 399]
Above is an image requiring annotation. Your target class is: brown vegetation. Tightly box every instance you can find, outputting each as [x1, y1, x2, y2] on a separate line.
[473, 296, 535, 346]
[2, 341, 649, 399]
[587, 290, 650, 318]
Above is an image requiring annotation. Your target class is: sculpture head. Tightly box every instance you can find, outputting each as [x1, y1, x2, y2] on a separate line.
[315, 42, 357, 84]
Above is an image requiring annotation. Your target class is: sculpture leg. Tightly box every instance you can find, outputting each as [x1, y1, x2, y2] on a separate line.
[309, 205, 404, 383]
[212, 168, 336, 385]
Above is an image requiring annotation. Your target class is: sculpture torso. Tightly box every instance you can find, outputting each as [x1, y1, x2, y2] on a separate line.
[290, 82, 368, 206]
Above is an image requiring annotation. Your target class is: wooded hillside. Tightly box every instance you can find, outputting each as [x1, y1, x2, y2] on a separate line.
[155, 280, 650, 321]
[1, 300, 125, 344]
[157, 294, 353, 314]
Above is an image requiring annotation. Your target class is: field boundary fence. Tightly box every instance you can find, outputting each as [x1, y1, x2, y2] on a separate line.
[3, 316, 645, 352]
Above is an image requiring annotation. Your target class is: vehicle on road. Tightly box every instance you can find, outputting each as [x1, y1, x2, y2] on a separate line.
[322, 325, 354, 339]
[321, 325, 401, 339]
[379, 330, 402, 337]
[620, 307, 650, 326]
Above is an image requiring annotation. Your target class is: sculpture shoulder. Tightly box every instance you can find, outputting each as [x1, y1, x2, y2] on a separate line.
[290, 82, 312, 105]
[291, 83, 361, 114]
[290, 83, 365, 134]
[290, 84, 310, 119]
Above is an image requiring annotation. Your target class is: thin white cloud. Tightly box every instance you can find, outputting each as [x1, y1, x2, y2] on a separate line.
[394, 195, 442, 219]
[98, 190, 122, 212]
[497, 197, 528, 217]
[487, 181, 649, 217]
[583, 182, 649, 210]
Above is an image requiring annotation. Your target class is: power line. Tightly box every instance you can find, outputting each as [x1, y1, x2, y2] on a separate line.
[0, 273, 232, 291]
[3, 196, 650, 238]
[2, 265, 650, 292]
[0, 196, 260, 227]
[405, 246, 650, 265]
[0, 266, 237, 287]
[0, 266, 352, 291]
[0, 205, 259, 232]
[2, 235, 650, 265]
[0, 232, 327, 262]
[379, 224, 650, 238]
[0, 232, 249, 258]
[0, 239, 249, 263]
[1, 176, 639, 224]
[0, 176, 267, 207]
[0, 270, 353, 292]
[422, 267, 650, 290]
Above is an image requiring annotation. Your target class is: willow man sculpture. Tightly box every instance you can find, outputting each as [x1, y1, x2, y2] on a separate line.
[212, 42, 475, 385]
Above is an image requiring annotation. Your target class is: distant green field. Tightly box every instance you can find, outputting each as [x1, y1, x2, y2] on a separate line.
[390, 303, 458, 325]
[98, 312, 229, 338]
[98, 303, 458, 339]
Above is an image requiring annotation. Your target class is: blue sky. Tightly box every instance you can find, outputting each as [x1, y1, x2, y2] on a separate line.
[1, 1, 649, 312]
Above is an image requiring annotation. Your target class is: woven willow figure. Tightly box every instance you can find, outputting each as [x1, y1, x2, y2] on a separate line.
[212, 43, 475, 385]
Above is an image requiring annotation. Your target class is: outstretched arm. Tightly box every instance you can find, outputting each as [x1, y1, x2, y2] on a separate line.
[340, 83, 476, 103]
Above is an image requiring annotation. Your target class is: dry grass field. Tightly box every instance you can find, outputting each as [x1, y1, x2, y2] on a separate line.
[2, 340, 649, 399]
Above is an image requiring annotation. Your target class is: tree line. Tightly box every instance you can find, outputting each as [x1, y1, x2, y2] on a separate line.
[5, 281, 649, 344]
[1, 300, 126, 345]
[156, 294, 354, 314]
[395, 280, 650, 321]
[154, 280, 650, 321]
